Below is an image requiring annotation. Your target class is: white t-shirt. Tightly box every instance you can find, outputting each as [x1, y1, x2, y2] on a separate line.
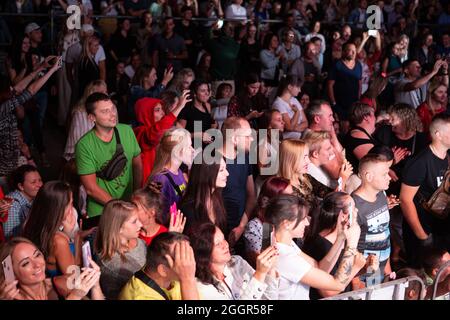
[272, 96, 304, 140]
[276, 241, 312, 300]
[225, 4, 247, 20]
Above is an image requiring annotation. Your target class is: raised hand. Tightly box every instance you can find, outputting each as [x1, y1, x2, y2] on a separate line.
[168, 210, 187, 233]
[165, 241, 196, 281]
[162, 66, 174, 86]
[0, 280, 20, 300]
[177, 89, 192, 109]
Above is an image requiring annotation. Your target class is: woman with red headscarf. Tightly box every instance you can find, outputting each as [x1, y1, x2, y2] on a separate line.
[133, 90, 191, 184]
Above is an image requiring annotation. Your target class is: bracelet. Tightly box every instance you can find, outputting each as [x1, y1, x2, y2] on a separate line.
[344, 247, 358, 256]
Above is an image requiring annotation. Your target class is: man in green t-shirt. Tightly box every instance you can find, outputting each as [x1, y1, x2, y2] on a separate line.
[75, 92, 142, 220]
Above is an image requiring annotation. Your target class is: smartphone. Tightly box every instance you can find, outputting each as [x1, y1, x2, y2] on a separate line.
[347, 202, 353, 226]
[2, 255, 15, 283]
[217, 19, 224, 29]
[261, 223, 273, 251]
[81, 241, 92, 268]
[167, 63, 173, 70]
[368, 30, 378, 37]
[170, 202, 177, 225]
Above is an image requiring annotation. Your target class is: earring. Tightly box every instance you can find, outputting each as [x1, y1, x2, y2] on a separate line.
[58, 225, 64, 232]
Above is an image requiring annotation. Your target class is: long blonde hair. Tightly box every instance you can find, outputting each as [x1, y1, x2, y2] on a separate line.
[150, 127, 192, 180]
[80, 35, 98, 66]
[95, 200, 138, 261]
[277, 139, 312, 193]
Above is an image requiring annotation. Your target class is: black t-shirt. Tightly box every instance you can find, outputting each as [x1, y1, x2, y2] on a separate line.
[221, 152, 253, 231]
[178, 103, 214, 133]
[402, 147, 450, 234]
[374, 125, 428, 193]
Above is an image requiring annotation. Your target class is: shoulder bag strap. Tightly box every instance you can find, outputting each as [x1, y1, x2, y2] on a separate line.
[163, 171, 183, 197]
[113, 127, 122, 145]
[134, 270, 170, 300]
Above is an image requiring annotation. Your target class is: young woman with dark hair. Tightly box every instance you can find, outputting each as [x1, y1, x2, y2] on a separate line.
[260, 32, 284, 88]
[190, 222, 278, 300]
[0, 237, 103, 300]
[265, 194, 366, 300]
[179, 155, 229, 235]
[4, 165, 42, 239]
[244, 176, 292, 267]
[272, 75, 308, 139]
[22, 181, 92, 278]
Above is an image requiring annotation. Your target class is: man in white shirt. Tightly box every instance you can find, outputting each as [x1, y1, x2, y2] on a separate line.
[394, 59, 446, 109]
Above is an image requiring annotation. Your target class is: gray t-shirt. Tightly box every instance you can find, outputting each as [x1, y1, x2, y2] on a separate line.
[352, 191, 391, 284]
[394, 77, 427, 109]
[98, 239, 147, 300]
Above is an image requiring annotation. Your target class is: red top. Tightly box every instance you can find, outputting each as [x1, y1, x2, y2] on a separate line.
[417, 102, 446, 135]
[133, 97, 177, 185]
[139, 224, 168, 246]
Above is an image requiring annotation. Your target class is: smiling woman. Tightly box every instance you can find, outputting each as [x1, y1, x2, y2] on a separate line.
[0, 237, 103, 300]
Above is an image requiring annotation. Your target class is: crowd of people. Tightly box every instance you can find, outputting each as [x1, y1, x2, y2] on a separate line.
[0, 0, 450, 301]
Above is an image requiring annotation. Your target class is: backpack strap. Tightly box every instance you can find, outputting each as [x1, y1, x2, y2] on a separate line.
[114, 127, 122, 145]
[134, 269, 170, 300]
[163, 171, 183, 197]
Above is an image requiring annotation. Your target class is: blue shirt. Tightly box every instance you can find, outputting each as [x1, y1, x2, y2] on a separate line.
[4, 190, 32, 239]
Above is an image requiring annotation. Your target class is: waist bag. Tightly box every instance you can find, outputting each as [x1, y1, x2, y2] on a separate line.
[96, 127, 128, 181]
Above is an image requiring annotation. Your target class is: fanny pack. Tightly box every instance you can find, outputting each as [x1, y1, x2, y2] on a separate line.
[96, 127, 128, 181]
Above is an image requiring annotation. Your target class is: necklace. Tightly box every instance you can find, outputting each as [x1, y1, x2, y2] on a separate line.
[20, 282, 48, 300]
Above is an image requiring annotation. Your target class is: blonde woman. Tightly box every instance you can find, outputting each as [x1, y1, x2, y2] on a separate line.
[149, 127, 195, 225]
[277, 139, 315, 205]
[63, 80, 108, 161]
[78, 35, 101, 98]
[95, 200, 146, 300]
[167, 68, 195, 97]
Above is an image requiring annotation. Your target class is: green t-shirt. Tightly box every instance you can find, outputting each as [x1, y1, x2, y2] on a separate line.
[75, 124, 141, 217]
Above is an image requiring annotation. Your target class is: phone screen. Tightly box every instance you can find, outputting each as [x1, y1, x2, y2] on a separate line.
[261, 223, 273, 251]
[170, 202, 177, 224]
[2, 255, 15, 283]
[217, 19, 224, 29]
[347, 202, 353, 226]
[82, 241, 92, 268]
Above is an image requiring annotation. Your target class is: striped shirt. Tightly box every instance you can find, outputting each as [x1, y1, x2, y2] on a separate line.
[3, 190, 32, 239]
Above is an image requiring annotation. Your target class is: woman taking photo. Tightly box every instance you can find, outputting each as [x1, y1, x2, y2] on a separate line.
[4, 165, 42, 239]
[95, 200, 146, 300]
[178, 80, 217, 145]
[22, 181, 92, 278]
[0, 237, 103, 300]
[303, 192, 373, 299]
[179, 155, 229, 235]
[150, 127, 195, 223]
[272, 75, 308, 140]
[244, 176, 292, 267]
[190, 222, 278, 300]
[265, 194, 366, 300]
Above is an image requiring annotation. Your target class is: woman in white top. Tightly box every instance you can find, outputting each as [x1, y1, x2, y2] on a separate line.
[190, 223, 278, 300]
[272, 75, 308, 139]
[265, 194, 366, 300]
[225, 0, 247, 21]
[63, 80, 108, 161]
[304, 20, 326, 68]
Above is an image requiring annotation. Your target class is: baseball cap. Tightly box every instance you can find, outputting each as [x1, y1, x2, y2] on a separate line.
[81, 24, 94, 33]
[24, 22, 40, 34]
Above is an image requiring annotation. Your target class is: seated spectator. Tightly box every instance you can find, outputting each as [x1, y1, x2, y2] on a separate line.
[423, 247, 450, 299]
[95, 200, 146, 300]
[225, 0, 247, 21]
[190, 223, 278, 300]
[417, 81, 449, 135]
[22, 181, 91, 278]
[265, 194, 365, 300]
[4, 165, 42, 239]
[124, 53, 142, 80]
[272, 75, 308, 140]
[134, 91, 191, 184]
[244, 176, 292, 268]
[64, 80, 108, 161]
[352, 154, 394, 287]
[129, 64, 174, 125]
[0, 187, 12, 243]
[0, 237, 104, 300]
[400, 114, 450, 268]
[119, 232, 198, 300]
[303, 192, 375, 299]
[150, 127, 194, 221]
[179, 155, 228, 235]
[132, 182, 185, 246]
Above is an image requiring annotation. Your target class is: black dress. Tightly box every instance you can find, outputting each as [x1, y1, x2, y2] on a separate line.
[344, 126, 380, 173]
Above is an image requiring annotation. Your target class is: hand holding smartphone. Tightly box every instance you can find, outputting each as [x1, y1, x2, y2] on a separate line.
[81, 241, 92, 268]
[261, 223, 273, 251]
[2, 255, 16, 283]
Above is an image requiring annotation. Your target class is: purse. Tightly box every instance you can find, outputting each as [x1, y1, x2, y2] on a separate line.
[96, 127, 128, 181]
[419, 157, 450, 220]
